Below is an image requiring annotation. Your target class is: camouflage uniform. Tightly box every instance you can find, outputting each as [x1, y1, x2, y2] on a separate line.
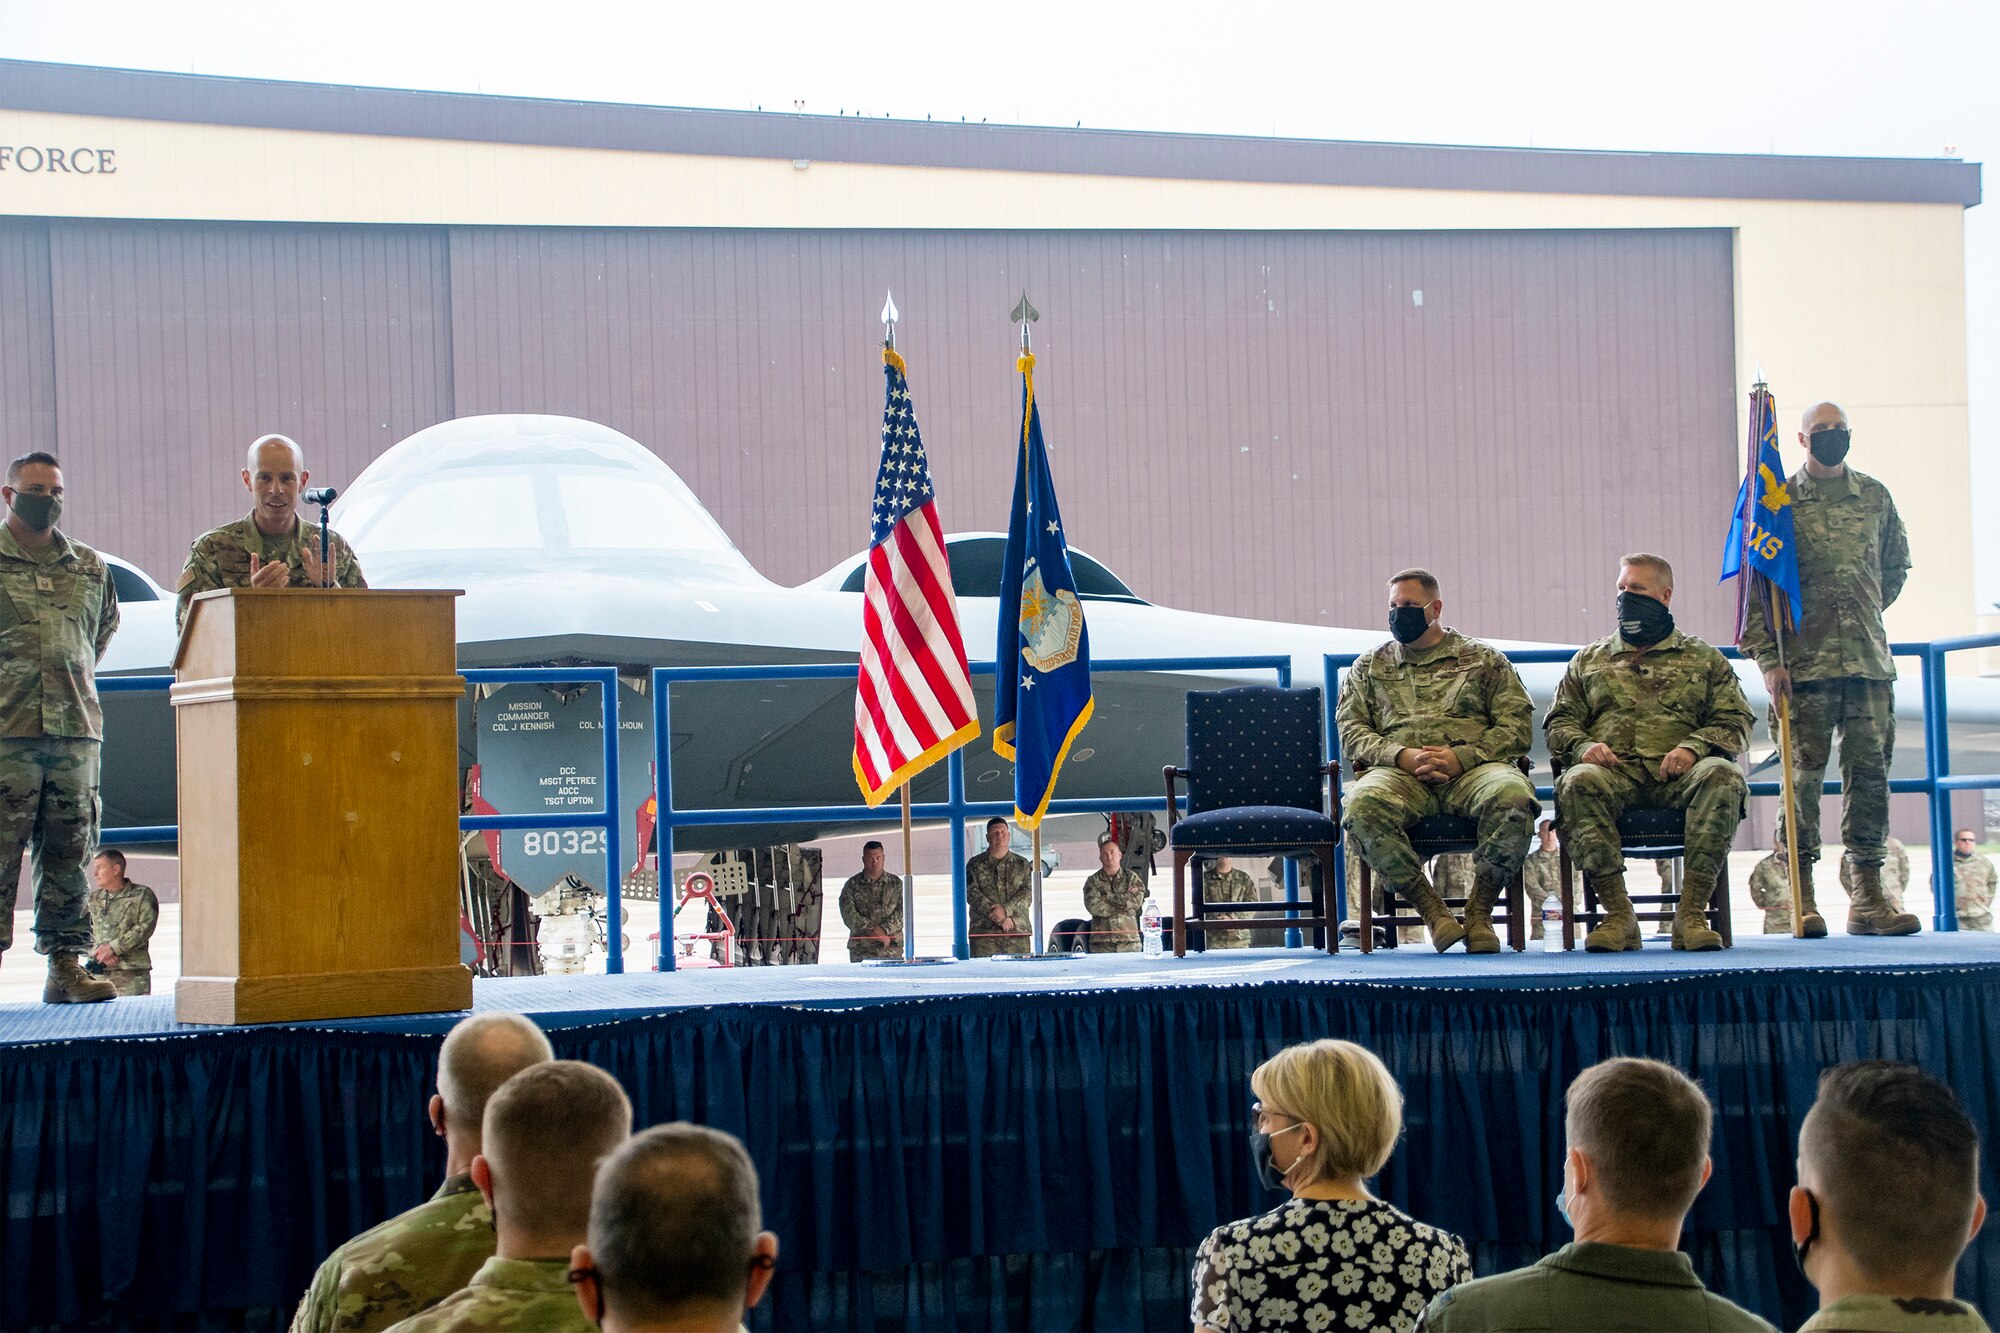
[176, 513, 367, 629]
[1545, 629, 1752, 889]
[1201, 863, 1258, 949]
[1839, 837, 1910, 911]
[1951, 849, 1996, 931]
[378, 1255, 585, 1333]
[838, 870, 904, 961]
[85, 878, 159, 996]
[290, 1174, 495, 1333]
[1739, 466, 1910, 868]
[1081, 866, 1146, 952]
[964, 850, 1032, 957]
[0, 525, 119, 959]
[1747, 853, 1794, 934]
[1335, 630, 1538, 892]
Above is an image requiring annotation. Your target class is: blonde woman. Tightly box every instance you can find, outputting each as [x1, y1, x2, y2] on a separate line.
[1192, 1040, 1471, 1333]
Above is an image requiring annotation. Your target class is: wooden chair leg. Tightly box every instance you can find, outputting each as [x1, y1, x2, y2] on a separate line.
[1316, 844, 1338, 953]
[1358, 859, 1375, 954]
[1559, 847, 1575, 951]
[1507, 868, 1527, 952]
[1173, 849, 1191, 957]
[1187, 855, 1205, 955]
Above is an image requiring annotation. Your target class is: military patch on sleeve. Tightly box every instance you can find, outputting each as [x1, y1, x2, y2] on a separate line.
[174, 568, 198, 591]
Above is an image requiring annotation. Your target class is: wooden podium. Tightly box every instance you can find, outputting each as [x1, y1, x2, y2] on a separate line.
[172, 588, 472, 1025]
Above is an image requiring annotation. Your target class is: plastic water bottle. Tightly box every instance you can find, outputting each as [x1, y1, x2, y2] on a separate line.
[1141, 896, 1164, 957]
[1543, 902, 1564, 951]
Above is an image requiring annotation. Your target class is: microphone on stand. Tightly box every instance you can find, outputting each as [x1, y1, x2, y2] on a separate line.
[304, 488, 339, 587]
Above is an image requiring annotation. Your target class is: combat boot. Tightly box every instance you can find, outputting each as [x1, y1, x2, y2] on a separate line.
[1795, 867, 1827, 938]
[1399, 873, 1466, 952]
[44, 955, 115, 1004]
[1461, 873, 1503, 954]
[1583, 871, 1643, 952]
[1670, 877, 1724, 951]
[1846, 861, 1920, 936]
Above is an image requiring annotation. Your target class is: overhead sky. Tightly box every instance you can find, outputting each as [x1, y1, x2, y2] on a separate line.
[3, 0, 1994, 603]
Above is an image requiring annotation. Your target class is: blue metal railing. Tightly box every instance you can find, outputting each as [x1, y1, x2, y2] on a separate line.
[97, 633, 2000, 974]
[1322, 642, 1960, 930]
[649, 655, 1294, 971]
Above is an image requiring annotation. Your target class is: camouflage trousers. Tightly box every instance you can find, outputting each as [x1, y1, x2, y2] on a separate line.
[103, 967, 150, 996]
[1555, 756, 1746, 886]
[1774, 678, 1894, 866]
[1342, 762, 1537, 890]
[0, 736, 101, 956]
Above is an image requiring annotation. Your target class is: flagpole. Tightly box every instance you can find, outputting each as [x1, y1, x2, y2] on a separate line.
[1030, 825, 1045, 955]
[1748, 377, 1808, 938]
[895, 782, 917, 960]
[1767, 579, 1808, 938]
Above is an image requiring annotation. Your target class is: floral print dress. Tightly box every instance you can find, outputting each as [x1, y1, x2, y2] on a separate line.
[1191, 1197, 1472, 1333]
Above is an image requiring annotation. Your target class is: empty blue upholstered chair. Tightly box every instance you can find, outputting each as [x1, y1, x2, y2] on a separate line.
[1163, 686, 1340, 956]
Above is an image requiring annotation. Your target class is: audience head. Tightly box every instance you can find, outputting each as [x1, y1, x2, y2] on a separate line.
[430, 1012, 556, 1168]
[1793, 1060, 1985, 1299]
[573, 1123, 777, 1332]
[473, 1060, 632, 1256]
[1250, 1039, 1403, 1193]
[1563, 1058, 1713, 1247]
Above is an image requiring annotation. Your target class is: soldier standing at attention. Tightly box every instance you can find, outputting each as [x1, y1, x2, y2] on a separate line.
[1950, 829, 1995, 931]
[1747, 827, 1796, 935]
[1201, 856, 1258, 949]
[1739, 401, 1916, 936]
[1081, 835, 1146, 952]
[837, 840, 904, 961]
[176, 434, 367, 629]
[1522, 819, 1565, 940]
[1337, 567, 1538, 953]
[0, 452, 119, 1004]
[85, 848, 158, 996]
[965, 816, 1032, 957]
[1545, 554, 1752, 951]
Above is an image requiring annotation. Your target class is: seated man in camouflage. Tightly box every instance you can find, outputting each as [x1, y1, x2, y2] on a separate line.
[965, 817, 1032, 957]
[1545, 554, 1752, 952]
[176, 434, 366, 630]
[1201, 856, 1257, 949]
[1081, 834, 1145, 952]
[837, 840, 903, 961]
[389, 1061, 632, 1333]
[1336, 567, 1538, 953]
[291, 1012, 554, 1333]
[84, 848, 158, 996]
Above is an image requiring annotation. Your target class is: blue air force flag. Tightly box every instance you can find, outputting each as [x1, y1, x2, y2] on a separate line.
[992, 351, 1093, 829]
[1720, 383, 1803, 640]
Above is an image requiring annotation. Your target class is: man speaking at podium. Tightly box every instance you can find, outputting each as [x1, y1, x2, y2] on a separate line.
[175, 434, 367, 629]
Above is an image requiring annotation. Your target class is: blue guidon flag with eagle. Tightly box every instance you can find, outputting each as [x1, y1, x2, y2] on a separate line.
[1719, 382, 1804, 642]
[993, 349, 1094, 830]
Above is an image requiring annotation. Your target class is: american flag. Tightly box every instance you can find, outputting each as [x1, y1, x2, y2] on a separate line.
[852, 346, 979, 806]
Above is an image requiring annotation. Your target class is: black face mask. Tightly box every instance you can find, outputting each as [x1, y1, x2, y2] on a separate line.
[1388, 605, 1431, 645]
[8, 492, 60, 531]
[1617, 592, 1674, 648]
[1793, 1189, 1820, 1276]
[1250, 1122, 1304, 1192]
[1808, 425, 1851, 467]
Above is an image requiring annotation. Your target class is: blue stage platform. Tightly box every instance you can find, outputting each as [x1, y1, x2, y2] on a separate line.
[6, 938, 2000, 1330]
